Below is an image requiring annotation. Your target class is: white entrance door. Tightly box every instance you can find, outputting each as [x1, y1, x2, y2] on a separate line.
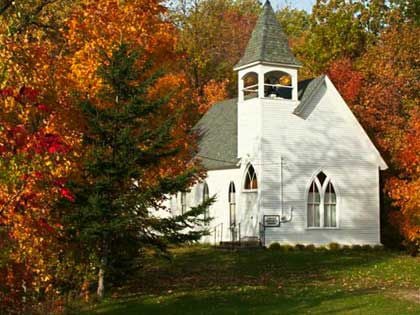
[242, 192, 258, 238]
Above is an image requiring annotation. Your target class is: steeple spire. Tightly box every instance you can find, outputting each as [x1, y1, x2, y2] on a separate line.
[235, 0, 301, 69]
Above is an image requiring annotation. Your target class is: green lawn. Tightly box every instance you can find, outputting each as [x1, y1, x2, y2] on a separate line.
[80, 246, 420, 315]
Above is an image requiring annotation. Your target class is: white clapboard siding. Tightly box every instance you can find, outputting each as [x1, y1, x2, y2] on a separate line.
[162, 76, 384, 246]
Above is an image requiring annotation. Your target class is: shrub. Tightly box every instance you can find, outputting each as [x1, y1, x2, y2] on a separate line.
[372, 244, 384, 251]
[279, 245, 294, 252]
[295, 244, 305, 251]
[328, 242, 341, 251]
[403, 240, 419, 257]
[351, 244, 362, 250]
[305, 244, 316, 251]
[362, 244, 372, 251]
[341, 245, 351, 251]
[269, 242, 281, 250]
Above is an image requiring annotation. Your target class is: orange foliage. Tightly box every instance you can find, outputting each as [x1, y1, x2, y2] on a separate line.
[63, 0, 202, 184]
[1, 0, 204, 310]
[64, 0, 176, 97]
[327, 58, 363, 104]
[327, 23, 419, 253]
[198, 79, 229, 114]
[337, 23, 419, 253]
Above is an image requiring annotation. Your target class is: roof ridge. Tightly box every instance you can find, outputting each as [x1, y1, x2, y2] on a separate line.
[259, 1, 270, 61]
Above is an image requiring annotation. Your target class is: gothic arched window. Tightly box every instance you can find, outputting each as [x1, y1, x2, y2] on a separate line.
[228, 181, 236, 227]
[180, 191, 187, 215]
[307, 171, 337, 228]
[244, 164, 258, 190]
[202, 183, 210, 222]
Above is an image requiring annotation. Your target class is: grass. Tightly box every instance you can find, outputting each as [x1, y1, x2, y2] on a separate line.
[79, 245, 420, 315]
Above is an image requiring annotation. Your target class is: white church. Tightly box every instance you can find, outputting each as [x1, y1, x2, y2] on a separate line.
[167, 1, 387, 246]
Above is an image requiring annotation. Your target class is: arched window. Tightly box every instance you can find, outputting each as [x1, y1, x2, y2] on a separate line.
[244, 164, 258, 190]
[242, 72, 258, 99]
[264, 70, 292, 99]
[307, 180, 320, 227]
[203, 183, 210, 223]
[324, 182, 337, 227]
[228, 181, 236, 227]
[307, 171, 337, 228]
[180, 191, 187, 214]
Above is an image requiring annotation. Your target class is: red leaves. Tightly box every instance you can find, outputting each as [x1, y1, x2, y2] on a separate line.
[18, 86, 39, 103]
[59, 187, 75, 202]
[36, 133, 69, 154]
[38, 218, 57, 234]
[1, 87, 69, 156]
[0, 88, 14, 97]
[36, 103, 49, 112]
[327, 58, 363, 104]
[54, 178, 75, 202]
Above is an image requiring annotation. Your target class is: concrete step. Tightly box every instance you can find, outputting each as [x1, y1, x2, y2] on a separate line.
[217, 240, 263, 250]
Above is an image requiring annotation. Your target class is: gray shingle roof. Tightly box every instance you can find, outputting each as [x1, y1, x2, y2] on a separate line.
[194, 98, 240, 170]
[294, 75, 326, 115]
[195, 76, 326, 170]
[235, 0, 301, 68]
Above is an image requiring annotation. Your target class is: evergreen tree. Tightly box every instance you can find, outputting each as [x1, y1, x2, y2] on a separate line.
[63, 43, 212, 298]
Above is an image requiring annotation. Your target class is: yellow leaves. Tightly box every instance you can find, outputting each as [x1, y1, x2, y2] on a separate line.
[198, 79, 229, 114]
[63, 0, 177, 97]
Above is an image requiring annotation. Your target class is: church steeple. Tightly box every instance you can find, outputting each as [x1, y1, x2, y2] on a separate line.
[235, 1, 300, 102]
[235, 0, 301, 69]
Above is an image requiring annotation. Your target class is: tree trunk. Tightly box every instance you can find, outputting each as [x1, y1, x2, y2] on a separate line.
[97, 264, 105, 299]
[97, 240, 108, 299]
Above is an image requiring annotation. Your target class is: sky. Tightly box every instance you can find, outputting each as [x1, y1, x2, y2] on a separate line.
[271, 0, 316, 12]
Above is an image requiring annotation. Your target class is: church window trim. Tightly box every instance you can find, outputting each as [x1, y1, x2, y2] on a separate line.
[306, 171, 339, 229]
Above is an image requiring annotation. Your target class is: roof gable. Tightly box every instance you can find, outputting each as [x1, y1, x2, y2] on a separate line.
[323, 76, 387, 170]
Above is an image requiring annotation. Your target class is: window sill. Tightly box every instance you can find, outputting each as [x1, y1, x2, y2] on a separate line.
[242, 189, 258, 193]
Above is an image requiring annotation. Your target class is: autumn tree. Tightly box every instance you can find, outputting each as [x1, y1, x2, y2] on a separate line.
[0, 2, 87, 312]
[0, 87, 76, 314]
[63, 43, 211, 299]
[0, 0, 209, 309]
[276, 6, 310, 38]
[358, 23, 419, 255]
[171, 0, 259, 97]
[327, 58, 363, 104]
[54, 0, 212, 298]
[295, 0, 391, 76]
[327, 20, 419, 254]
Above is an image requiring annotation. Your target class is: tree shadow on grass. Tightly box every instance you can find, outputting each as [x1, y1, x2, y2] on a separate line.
[89, 286, 417, 315]
[84, 247, 419, 314]
[126, 247, 396, 294]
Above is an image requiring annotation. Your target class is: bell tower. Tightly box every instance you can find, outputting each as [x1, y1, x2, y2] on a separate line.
[234, 0, 302, 158]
